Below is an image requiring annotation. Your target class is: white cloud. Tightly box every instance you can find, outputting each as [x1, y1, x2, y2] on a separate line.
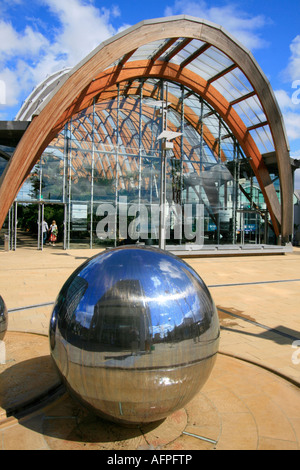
[0, 0, 127, 118]
[164, 0, 270, 51]
[41, 0, 119, 66]
[0, 68, 20, 107]
[275, 89, 295, 111]
[284, 35, 300, 83]
[283, 112, 300, 141]
[274, 89, 300, 143]
[0, 20, 49, 63]
[277, 38, 300, 151]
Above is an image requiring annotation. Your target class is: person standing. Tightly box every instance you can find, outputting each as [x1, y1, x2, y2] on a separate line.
[42, 219, 49, 245]
[49, 220, 58, 246]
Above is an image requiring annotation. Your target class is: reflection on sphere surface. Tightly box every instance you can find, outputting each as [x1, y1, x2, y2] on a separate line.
[49, 246, 220, 425]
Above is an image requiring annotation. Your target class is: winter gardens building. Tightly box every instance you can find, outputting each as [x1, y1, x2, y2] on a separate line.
[0, 16, 296, 254]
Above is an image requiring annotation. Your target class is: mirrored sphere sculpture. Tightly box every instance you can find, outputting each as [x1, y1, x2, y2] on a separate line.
[49, 246, 220, 425]
[0, 295, 8, 341]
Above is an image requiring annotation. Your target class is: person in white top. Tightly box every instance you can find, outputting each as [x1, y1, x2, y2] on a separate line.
[42, 220, 49, 245]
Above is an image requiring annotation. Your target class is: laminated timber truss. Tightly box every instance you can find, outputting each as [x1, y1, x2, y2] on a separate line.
[0, 16, 293, 241]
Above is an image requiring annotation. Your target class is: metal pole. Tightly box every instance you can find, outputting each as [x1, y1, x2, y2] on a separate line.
[217, 118, 221, 245]
[199, 97, 204, 198]
[159, 81, 167, 250]
[37, 160, 43, 250]
[8, 205, 11, 251]
[237, 149, 241, 244]
[114, 83, 120, 247]
[232, 142, 237, 244]
[62, 124, 68, 250]
[42, 203, 45, 250]
[179, 86, 185, 245]
[90, 98, 95, 249]
[241, 211, 245, 245]
[67, 119, 72, 249]
[264, 210, 268, 243]
[138, 81, 143, 241]
[38, 203, 41, 250]
[159, 145, 167, 250]
[11, 204, 14, 250]
[14, 201, 17, 251]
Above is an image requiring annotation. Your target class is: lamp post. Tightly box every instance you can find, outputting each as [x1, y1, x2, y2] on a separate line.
[145, 96, 182, 250]
[157, 130, 182, 250]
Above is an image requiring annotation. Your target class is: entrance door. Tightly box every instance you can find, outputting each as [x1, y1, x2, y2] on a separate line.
[12, 203, 39, 249]
[11, 202, 65, 250]
[38, 203, 66, 250]
[237, 209, 267, 244]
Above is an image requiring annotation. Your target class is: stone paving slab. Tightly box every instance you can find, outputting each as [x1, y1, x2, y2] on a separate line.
[0, 350, 299, 450]
[0, 246, 300, 450]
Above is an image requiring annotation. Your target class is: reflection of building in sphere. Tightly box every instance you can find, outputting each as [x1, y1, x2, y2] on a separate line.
[91, 280, 152, 353]
[0, 295, 8, 341]
[50, 274, 88, 350]
[49, 246, 220, 426]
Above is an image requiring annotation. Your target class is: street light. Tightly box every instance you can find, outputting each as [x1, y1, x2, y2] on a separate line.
[157, 130, 182, 250]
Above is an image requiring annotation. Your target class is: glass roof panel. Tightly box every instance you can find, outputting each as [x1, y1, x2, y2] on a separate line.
[51, 77, 276, 192]
[164, 39, 205, 65]
[249, 126, 274, 154]
[233, 96, 267, 128]
[128, 39, 168, 62]
[101, 37, 275, 155]
[159, 38, 192, 61]
[212, 69, 253, 102]
[185, 46, 234, 81]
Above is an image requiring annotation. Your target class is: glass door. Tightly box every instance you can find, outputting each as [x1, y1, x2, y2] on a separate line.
[237, 209, 267, 244]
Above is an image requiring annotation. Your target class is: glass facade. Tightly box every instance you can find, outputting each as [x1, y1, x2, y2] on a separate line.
[8, 78, 277, 250]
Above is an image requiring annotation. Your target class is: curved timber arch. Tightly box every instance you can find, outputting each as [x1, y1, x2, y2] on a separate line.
[0, 16, 292, 240]
[64, 66, 281, 233]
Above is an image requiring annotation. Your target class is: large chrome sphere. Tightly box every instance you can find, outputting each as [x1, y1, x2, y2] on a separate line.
[0, 295, 8, 341]
[49, 246, 220, 425]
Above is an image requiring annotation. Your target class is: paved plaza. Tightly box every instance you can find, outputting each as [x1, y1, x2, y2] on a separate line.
[0, 244, 300, 450]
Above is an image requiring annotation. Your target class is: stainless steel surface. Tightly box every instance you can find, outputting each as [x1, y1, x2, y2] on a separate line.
[49, 246, 220, 425]
[0, 295, 8, 341]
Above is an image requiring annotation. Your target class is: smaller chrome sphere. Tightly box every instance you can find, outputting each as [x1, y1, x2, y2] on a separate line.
[49, 246, 220, 425]
[0, 295, 8, 341]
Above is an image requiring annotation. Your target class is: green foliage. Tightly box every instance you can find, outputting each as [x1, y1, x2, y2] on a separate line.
[17, 204, 64, 240]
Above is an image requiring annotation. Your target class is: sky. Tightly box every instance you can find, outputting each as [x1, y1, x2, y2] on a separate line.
[0, 0, 300, 188]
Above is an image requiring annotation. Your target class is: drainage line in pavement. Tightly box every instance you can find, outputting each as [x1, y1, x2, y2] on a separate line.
[182, 431, 217, 444]
[7, 291, 300, 343]
[208, 279, 300, 288]
[8, 302, 55, 313]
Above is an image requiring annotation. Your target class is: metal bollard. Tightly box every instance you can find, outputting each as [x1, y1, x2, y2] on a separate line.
[4, 234, 9, 251]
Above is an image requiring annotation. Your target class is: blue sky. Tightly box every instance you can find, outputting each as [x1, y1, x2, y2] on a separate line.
[1, 0, 300, 187]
